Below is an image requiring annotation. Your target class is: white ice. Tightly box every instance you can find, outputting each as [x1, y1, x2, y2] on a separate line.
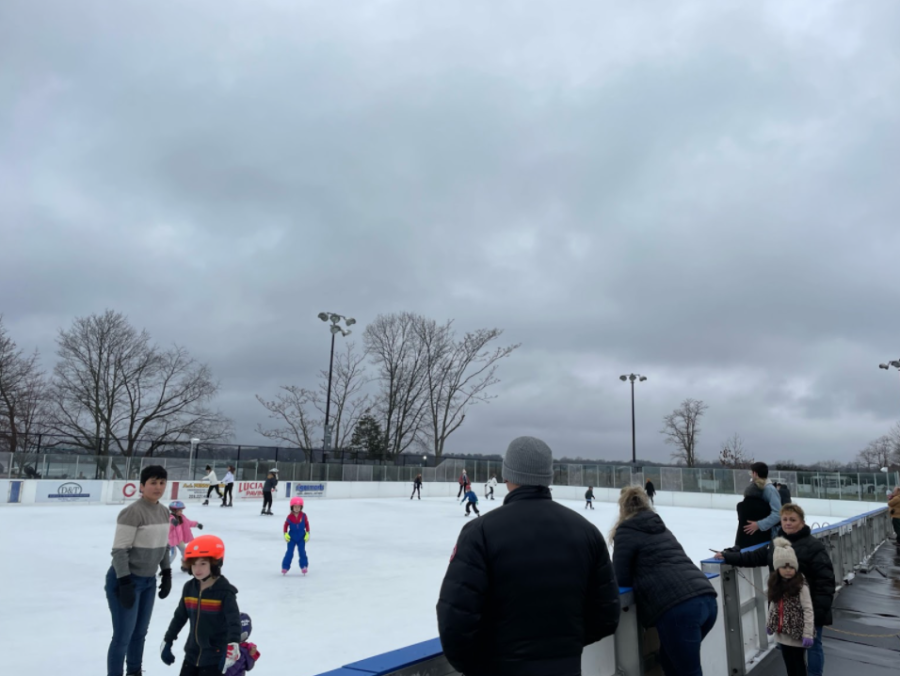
[0, 496, 832, 676]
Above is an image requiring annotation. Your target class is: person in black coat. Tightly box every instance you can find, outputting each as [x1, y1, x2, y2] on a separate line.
[733, 476, 779, 550]
[714, 502, 835, 676]
[411, 474, 423, 500]
[437, 437, 620, 676]
[775, 482, 792, 506]
[644, 480, 656, 504]
[611, 486, 718, 676]
[261, 469, 278, 515]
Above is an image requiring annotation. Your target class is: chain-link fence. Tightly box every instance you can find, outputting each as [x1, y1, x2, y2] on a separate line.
[0, 450, 895, 502]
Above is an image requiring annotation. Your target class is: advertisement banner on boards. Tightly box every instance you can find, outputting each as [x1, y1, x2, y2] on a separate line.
[35, 480, 104, 503]
[292, 482, 327, 499]
[115, 481, 142, 501]
[171, 482, 212, 501]
[234, 481, 267, 500]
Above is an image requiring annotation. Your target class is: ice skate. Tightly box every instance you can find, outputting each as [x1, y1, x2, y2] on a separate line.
[282, 569, 287, 575]
[301, 567, 308, 575]
[202, 499, 209, 505]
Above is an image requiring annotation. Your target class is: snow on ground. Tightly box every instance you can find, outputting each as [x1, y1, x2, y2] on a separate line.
[0, 496, 832, 676]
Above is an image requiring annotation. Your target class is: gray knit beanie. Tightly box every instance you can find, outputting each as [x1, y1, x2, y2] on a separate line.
[502, 437, 553, 487]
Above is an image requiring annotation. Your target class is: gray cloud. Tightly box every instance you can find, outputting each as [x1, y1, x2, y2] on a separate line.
[2, 0, 900, 464]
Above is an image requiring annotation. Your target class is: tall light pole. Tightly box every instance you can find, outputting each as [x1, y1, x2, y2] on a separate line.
[619, 374, 647, 464]
[318, 312, 356, 450]
[879, 360, 900, 376]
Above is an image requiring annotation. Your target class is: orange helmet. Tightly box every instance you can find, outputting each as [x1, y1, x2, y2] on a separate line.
[184, 535, 225, 561]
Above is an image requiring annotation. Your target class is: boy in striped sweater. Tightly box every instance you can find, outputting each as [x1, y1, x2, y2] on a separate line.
[106, 465, 173, 676]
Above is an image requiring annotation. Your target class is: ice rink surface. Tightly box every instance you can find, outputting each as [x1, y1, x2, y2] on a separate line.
[0, 495, 831, 676]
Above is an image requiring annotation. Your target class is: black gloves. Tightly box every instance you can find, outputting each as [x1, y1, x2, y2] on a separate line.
[117, 577, 135, 609]
[197, 523, 203, 530]
[159, 569, 172, 599]
[160, 640, 176, 665]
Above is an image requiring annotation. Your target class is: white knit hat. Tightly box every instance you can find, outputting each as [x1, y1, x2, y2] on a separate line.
[772, 537, 798, 569]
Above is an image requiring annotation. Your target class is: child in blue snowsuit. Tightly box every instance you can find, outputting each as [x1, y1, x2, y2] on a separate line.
[461, 488, 480, 517]
[282, 496, 310, 575]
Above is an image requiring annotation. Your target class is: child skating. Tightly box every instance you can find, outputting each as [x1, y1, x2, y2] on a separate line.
[485, 474, 497, 500]
[766, 538, 815, 676]
[223, 613, 261, 676]
[585, 486, 595, 510]
[167, 500, 203, 566]
[461, 486, 480, 517]
[160, 535, 242, 676]
[261, 469, 278, 515]
[282, 496, 310, 575]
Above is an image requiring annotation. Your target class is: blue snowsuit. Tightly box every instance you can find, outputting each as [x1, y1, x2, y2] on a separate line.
[282, 511, 309, 571]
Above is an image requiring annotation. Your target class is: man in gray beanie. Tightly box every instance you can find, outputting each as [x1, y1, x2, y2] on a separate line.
[437, 437, 620, 676]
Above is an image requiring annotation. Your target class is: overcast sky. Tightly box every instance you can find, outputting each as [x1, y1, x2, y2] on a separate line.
[2, 1, 899, 465]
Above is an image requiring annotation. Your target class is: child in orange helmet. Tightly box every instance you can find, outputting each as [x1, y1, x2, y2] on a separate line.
[160, 535, 243, 675]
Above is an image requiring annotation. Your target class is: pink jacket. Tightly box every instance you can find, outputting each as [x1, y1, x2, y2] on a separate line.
[168, 515, 199, 547]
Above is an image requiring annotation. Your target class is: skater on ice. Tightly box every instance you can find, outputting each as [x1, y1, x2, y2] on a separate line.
[644, 479, 656, 505]
[223, 613, 261, 676]
[167, 500, 203, 566]
[282, 496, 311, 574]
[457, 469, 468, 498]
[201, 465, 222, 505]
[485, 474, 497, 500]
[461, 485, 480, 517]
[411, 473, 422, 500]
[585, 486, 595, 509]
[106, 465, 173, 676]
[221, 466, 235, 507]
[261, 469, 278, 515]
[161, 534, 243, 675]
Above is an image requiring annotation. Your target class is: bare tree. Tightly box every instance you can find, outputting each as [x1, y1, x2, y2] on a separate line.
[315, 341, 369, 448]
[48, 310, 233, 456]
[856, 435, 894, 470]
[660, 398, 708, 467]
[416, 318, 519, 458]
[363, 312, 431, 458]
[255, 386, 321, 460]
[0, 317, 49, 453]
[718, 433, 752, 468]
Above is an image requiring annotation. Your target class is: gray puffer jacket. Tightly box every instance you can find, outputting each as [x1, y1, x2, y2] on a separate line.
[612, 511, 717, 627]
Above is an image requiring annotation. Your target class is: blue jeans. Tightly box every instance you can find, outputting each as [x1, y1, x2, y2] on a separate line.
[654, 594, 719, 676]
[807, 626, 824, 676]
[105, 566, 157, 676]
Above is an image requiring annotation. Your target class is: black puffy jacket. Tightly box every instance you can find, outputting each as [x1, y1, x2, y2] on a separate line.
[437, 486, 620, 676]
[722, 526, 835, 626]
[165, 575, 242, 668]
[612, 511, 717, 628]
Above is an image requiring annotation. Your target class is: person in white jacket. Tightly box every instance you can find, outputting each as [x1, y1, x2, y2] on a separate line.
[201, 465, 222, 505]
[485, 474, 498, 500]
[221, 466, 235, 507]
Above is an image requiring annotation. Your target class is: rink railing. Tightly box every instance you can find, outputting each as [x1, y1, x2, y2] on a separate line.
[699, 504, 892, 676]
[312, 506, 892, 676]
[3, 450, 896, 503]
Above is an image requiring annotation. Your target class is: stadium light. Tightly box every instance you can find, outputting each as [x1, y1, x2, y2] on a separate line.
[619, 374, 648, 464]
[319, 312, 356, 450]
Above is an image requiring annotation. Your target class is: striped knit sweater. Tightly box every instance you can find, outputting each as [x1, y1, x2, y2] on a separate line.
[111, 497, 171, 578]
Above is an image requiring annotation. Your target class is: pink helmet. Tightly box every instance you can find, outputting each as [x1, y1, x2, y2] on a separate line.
[290, 497, 304, 507]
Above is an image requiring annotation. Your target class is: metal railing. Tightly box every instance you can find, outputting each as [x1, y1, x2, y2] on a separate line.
[699, 505, 893, 675]
[312, 505, 893, 676]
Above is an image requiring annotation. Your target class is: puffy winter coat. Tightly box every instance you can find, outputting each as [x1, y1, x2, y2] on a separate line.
[722, 526, 835, 626]
[612, 511, 717, 628]
[777, 484, 791, 506]
[168, 515, 199, 547]
[888, 493, 900, 519]
[223, 642, 260, 676]
[644, 481, 656, 497]
[437, 485, 620, 676]
[165, 575, 242, 668]
[734, 482, 776, 549]
[263, 476, 278, 492]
